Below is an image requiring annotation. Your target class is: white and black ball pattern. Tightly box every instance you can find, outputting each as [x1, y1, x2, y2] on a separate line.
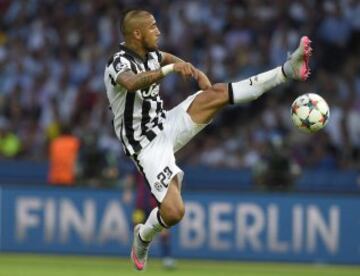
[291, 93, 330, 133]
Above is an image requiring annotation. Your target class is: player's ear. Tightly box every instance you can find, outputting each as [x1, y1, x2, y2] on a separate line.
[133, 29, 142, 40]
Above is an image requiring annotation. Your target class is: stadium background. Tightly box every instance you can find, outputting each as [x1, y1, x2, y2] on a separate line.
[0, 0, 359, 275]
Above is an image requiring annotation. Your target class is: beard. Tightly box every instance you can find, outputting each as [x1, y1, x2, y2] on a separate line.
[143, 40, 158, 52]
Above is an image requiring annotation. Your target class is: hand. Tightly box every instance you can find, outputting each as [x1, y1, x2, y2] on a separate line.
[174, 62, 197, 79]
[194, 69, 212, 90]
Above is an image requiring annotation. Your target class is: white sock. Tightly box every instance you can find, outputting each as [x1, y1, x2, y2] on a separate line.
[139, 207, 167, 242]
[229, 66, 286, 104]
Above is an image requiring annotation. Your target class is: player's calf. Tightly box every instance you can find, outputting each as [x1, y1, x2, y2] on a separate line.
[159, 176, 185, 226]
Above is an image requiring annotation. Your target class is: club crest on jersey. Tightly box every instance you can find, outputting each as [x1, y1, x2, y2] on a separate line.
[115, 62, 126, 73]
[154, 181, 163, 192]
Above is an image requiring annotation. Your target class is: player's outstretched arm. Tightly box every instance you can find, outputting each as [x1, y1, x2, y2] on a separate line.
[160, 51, 185, 65]
[116, 62, 198, 92]
[116, 70, 165, 92]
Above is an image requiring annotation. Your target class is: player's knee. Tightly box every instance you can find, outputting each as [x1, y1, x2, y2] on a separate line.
[170, 205, 185, 225]
[162, 204, 185, 226]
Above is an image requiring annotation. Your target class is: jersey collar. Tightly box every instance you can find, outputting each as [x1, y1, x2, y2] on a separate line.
[119, 43, 149, 63]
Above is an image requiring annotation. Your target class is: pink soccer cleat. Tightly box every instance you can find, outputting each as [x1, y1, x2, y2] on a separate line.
[130, 224, 150, 271]
[283, 36, 313, 81]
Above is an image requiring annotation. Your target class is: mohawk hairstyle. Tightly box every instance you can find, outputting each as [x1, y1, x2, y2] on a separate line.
[120, 9, 152, 35]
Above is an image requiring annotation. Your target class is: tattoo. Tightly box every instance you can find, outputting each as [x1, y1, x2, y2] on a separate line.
[161, 51, 184, 65]
[117, 70, 164, 92]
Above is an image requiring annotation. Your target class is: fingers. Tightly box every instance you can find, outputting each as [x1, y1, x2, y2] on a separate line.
[173, 63, 211, 90]
[180, 63, 193, 78]
[192, 68, 200, 80]
[174, 62, 198, 79]
[190, 65, 199, 79]
[196, 70, 212, 90]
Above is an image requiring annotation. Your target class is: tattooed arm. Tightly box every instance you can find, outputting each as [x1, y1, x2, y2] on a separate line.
[116, 70, 164, 92]
[160, 51, 185, 65]
[117, 62, 199, 92]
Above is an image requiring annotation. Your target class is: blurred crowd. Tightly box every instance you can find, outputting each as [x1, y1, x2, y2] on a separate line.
[0, 0, 359, 184]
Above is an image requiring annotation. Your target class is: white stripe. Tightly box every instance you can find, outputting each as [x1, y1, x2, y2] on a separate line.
[133, 91, 144, 141]
[121, 124, 135, 156]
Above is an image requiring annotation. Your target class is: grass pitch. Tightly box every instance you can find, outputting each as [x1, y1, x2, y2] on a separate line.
[0, 253, 359, 276]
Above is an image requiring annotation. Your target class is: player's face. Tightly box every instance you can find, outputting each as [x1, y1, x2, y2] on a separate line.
[141, 16, 161, 51]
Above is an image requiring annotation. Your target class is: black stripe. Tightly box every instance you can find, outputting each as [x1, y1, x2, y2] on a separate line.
[141, 99, 151, 135]
[138, 233, 150, 244]
[112, 57, 121, 73]
[122, 53, 138, 73]
[156, 99, 162, 113]
[119, 125, 131, 156]
[151, 99, 165, 129]
[228, 83, 234, 105]
[107, 55, 114, 66]
[141, 58, 158, 142]
[157, 209, 168, 228]
[143, 58, 150, 71]
[281, 65, 288, 79]
[151, 116, 158, 128]
[144, 130, 156, 141]
[109, 74, 116, 86]
[140, 100, 157, 142]
[133, 154, 145, 173]
[156, 99, 166, 119]
[155, 51, 162, 64]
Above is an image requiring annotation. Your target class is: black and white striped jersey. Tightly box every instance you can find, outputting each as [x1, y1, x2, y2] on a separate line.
[104, 44, 166, 156]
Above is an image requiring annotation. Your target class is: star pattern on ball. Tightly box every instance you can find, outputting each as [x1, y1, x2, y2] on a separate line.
[291, 103, 300, 115]
[320, 111, 329, 125]
[300, 117, 312, 128]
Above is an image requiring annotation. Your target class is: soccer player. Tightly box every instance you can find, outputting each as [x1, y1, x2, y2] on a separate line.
[104, 10, 312, 270]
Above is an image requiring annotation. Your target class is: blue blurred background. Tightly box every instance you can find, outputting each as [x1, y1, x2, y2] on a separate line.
[0, 0, 359, 265]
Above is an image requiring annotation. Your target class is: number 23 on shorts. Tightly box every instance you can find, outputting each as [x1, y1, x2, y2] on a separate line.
[156, 166, 173, 187]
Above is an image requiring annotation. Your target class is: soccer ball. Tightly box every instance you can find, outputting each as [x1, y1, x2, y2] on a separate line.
[291, 93, 330, 133]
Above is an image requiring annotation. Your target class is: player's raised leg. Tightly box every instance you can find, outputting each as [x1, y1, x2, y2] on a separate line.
[188, 36, 312, 124]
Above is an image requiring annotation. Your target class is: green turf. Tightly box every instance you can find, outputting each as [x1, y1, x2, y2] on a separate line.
[0, 253, 359, 276]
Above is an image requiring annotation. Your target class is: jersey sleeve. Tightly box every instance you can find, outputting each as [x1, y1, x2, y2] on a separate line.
[154, 51, 163, 64]
[108, 55, 132, 81]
